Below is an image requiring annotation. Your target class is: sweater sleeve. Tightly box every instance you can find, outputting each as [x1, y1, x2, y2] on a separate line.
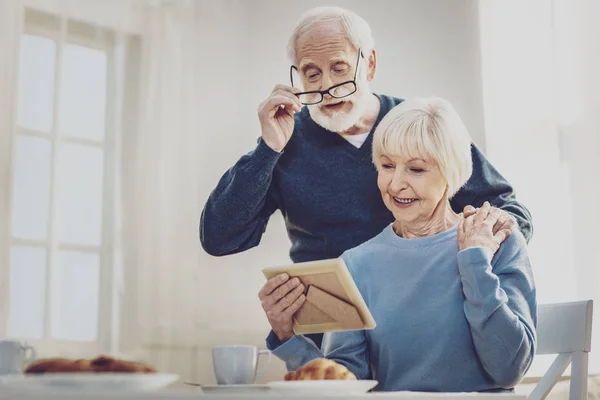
[321, 329, 371, 379]
[267, 330, 370, 379]
[451, 143, 533, 243]
[199, 138, 282, 256]
[267, 332, 324, 372]
[457, 230, 537, 388]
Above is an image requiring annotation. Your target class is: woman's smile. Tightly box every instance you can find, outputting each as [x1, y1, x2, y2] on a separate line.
[392, 197, 419, 208]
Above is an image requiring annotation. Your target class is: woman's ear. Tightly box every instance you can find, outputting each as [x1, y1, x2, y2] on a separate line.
[366, 49, 377, 82]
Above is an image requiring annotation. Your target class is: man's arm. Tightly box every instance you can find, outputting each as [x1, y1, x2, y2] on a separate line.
[451, 144, 533, 242]
[200, 138, 281, 256]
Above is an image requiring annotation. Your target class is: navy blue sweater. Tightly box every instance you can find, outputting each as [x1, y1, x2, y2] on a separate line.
[200, 94, 532, 262]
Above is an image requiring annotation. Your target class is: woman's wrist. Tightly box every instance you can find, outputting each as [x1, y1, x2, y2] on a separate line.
[275, 331, 294, 343]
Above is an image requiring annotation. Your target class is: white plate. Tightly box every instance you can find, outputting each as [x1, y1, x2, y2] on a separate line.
[198, 384, 270, 395]
[0, 373, 179, 392]
[268, 380, 378, 395]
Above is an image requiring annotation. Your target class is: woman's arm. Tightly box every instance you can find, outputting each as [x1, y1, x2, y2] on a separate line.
[267, 329, 370, 379]
[457, 226, 537, 387]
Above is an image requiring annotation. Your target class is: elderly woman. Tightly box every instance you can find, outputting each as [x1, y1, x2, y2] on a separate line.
[266, 97, 537, 392]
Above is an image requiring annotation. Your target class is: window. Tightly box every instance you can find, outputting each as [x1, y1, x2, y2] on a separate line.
[7, 9, 123, 355]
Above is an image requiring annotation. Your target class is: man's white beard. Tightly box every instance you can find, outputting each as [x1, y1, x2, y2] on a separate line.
[308, 89, 371, 133]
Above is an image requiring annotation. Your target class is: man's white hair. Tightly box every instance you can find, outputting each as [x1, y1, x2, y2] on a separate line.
[372, 97, 473, 198]
[287, 6, 375, 65]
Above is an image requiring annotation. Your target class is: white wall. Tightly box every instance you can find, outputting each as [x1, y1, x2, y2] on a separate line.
[193, 0, 290, 332]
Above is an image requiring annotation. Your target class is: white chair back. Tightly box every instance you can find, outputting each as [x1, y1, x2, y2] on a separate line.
[528, 300, 593, 400]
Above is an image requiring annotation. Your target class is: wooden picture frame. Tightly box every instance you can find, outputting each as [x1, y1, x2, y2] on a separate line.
[262, 258, 376, 335]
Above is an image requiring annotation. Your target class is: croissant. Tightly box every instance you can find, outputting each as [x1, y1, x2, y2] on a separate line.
[284, 358, 357, 381]
[24, 355, 156, 374]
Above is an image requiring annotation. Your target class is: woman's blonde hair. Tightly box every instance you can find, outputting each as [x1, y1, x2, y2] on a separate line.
[372, 97, 473, 198]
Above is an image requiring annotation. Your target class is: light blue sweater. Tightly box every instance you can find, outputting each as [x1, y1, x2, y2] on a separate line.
[267, 224, 537, 392]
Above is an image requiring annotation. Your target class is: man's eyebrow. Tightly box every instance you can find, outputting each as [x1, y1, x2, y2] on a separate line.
[299, 57, 350, 72]
[299, 60, 317, 72]
[330, 57, 350, 65]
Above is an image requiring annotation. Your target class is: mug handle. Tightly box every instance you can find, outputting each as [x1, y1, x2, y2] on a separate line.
[255, 349, 271, 377]
[21, 343, 36, 365]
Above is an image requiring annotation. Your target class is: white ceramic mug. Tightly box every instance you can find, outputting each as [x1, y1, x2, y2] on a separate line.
[212, 345, 270, 385]
[0, 340, 36, 375]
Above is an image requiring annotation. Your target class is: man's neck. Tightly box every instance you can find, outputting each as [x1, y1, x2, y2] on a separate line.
[339, 94, 381, 136]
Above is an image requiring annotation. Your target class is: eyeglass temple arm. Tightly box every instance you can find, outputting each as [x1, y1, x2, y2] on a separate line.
[290, 65, 296, 88]
[353, 48, 364, 81]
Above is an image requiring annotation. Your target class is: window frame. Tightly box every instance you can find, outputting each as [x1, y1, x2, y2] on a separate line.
[5, 8, 123, 357]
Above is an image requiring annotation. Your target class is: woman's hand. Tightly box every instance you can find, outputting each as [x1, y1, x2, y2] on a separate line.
[458, 202, 511, 255]
[258, 273, 306, 342]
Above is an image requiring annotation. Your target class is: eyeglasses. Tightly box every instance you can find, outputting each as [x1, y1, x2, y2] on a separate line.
[290, 49, 364, 105]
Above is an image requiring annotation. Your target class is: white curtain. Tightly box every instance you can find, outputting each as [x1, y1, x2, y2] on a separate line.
[562, 0, 600, 374]
[478, 0, 600, 375]
[119, 0, 205, 368]
[0, 0, 24, 337]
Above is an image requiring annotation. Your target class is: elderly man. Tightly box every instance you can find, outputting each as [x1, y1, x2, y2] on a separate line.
[200, 6, 533, 349]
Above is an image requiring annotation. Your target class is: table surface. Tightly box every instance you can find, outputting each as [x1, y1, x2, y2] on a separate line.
[0, 389, 529, 400]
